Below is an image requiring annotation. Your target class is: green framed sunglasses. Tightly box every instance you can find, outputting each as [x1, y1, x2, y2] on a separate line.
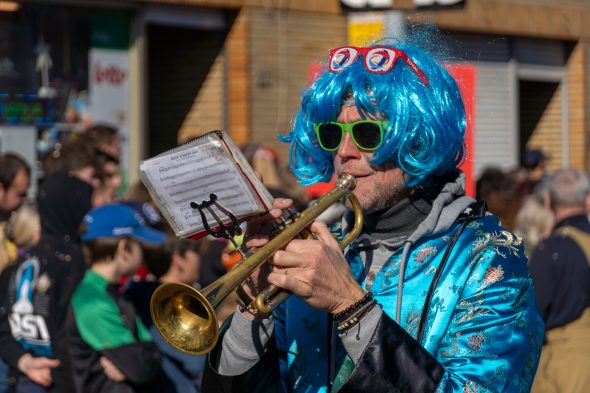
[314, 120, 386, 152]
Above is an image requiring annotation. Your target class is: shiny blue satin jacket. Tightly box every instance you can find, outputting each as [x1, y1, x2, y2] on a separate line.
[274, 212, 544, 392]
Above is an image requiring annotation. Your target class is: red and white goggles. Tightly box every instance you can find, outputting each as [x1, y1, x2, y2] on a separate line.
[328, 46, 430, 87]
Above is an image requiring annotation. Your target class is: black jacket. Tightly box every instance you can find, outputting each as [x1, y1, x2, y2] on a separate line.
[66, 271, 162, 393]
[0, 172, 93, 392]
[202, 312, 444, 393]
[529, 214, 590, 330]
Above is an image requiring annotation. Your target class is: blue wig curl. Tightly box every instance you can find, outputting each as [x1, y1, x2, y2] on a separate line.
[280, 40, 466, 188]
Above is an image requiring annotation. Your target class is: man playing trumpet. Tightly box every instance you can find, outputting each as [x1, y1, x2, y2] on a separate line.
[203, 38, 543, 393]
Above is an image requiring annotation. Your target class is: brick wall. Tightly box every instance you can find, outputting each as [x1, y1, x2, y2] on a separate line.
[249, 7, 346, 160]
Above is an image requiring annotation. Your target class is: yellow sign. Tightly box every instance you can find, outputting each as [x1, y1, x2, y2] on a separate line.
[348, 13, 385, 46]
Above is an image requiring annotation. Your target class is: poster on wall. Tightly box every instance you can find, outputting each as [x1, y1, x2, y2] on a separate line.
[89, 10, 131, 189]
[89, 47, 129, 141]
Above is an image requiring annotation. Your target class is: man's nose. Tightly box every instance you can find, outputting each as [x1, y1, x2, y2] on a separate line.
[337, 132, 361, 158]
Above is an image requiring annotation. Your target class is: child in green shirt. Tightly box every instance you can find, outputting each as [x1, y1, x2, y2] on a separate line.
[66, 203, 167, 393]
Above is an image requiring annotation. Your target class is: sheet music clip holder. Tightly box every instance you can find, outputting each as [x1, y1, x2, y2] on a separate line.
[190, 193, 243, 252]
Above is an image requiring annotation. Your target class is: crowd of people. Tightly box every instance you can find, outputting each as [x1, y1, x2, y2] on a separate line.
[476, 157, 590, 393]
[0, 122, 311, 393]
[0, 125, 212, 393]
[0, 30, 588, 393]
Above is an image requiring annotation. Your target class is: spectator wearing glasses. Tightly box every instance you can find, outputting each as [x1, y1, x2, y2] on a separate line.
[203, 39, 543, 392]
[80, 124, 121, 162]
[92, 152, 122, 207]
[79, 124, 123, 205]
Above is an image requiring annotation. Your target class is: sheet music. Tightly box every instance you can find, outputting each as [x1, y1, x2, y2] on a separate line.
[140, 136, 264, 237]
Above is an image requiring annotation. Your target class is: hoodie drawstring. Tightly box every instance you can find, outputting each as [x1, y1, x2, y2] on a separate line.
[395, 240, 413, 322]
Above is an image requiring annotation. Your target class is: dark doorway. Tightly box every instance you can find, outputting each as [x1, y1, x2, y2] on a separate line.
[518, 80, 560, 164]
[147, 24, 227, 157]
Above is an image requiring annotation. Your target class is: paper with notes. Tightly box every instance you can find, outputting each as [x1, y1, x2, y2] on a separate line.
[139, 131, 274, 239]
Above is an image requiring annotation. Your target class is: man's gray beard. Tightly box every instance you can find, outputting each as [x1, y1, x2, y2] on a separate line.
[344, 182, 411, 215]
[363, 183, 411, 215]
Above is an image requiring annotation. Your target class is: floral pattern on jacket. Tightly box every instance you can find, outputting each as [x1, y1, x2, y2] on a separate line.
[274, 213, 544, 393]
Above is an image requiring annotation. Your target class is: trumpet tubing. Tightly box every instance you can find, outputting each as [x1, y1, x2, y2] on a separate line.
[150, 174, 363, 355]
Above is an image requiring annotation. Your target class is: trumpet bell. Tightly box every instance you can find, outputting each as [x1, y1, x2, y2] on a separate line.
[150, 282, 219, 355]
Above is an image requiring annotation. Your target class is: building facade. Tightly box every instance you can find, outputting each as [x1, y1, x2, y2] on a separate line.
[0, 0, 588, 188]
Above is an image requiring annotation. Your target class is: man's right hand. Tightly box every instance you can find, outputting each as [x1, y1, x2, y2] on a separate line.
[17, 353, 60, 387]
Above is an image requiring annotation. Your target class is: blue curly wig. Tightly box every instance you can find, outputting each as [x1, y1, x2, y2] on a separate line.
[280, 40, 466, 188]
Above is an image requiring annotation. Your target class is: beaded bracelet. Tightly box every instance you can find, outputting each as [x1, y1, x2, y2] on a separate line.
[337, 300, 377, 335]
[333, 291, 374, 322]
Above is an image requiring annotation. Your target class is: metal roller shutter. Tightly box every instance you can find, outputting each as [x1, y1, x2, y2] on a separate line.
[474, 61, 518, 177]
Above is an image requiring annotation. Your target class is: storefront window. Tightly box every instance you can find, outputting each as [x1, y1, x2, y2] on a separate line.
[0, 4, 91, 154]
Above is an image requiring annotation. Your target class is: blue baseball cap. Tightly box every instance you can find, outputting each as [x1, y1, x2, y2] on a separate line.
[81, 203, 167, 245]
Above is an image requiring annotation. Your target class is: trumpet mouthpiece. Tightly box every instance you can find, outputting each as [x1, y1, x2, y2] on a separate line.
[336, 174, 356, 190]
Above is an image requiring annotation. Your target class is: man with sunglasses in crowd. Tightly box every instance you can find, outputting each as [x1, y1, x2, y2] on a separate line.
[202, 41, 544, 392]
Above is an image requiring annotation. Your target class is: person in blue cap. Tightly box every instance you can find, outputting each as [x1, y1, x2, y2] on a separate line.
[65, 203, 167, 393]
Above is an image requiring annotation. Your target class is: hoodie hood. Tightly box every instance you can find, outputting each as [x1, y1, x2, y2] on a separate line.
[407, 172, 475, 243]
[37, 172, 94, 242]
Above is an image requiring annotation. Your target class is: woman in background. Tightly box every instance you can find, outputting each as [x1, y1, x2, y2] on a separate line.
[514, 182, 554, 258]
[0, 205, 41, 273]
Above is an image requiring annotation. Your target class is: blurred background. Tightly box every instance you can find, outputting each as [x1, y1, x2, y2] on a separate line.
[0, 0, 588, 228]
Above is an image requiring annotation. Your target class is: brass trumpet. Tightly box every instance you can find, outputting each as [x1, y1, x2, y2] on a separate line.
[150, 174, 363, 355]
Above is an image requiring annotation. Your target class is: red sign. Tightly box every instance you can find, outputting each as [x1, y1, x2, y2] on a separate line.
[93, 62, 127, 86]
[445, 63, 476, 197]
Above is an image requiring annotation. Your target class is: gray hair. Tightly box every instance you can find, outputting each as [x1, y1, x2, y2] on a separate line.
[548, 168, 590, 209]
